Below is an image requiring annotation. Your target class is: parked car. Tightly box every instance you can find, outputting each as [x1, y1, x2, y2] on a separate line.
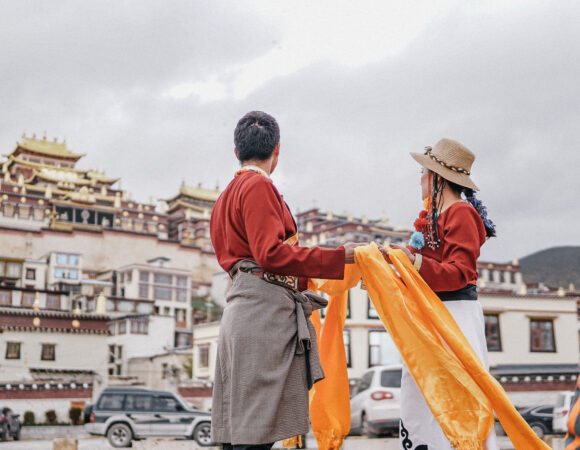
[0, 407, 21, 441]
[553, 391, 575, 434]
[518, 405, 554, 438]
[84, 386, 212, 448]
[349, 364, 402, 437]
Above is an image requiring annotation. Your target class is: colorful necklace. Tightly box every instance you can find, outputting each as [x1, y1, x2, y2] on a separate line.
[235, 165, 270, 179]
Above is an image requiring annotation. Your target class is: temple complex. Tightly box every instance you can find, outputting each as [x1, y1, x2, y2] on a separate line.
[0, 133, 219, 251]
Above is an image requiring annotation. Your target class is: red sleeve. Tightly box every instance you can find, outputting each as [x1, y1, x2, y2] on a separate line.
[418, 205, 482, 291]
[241, 177, 345, 280]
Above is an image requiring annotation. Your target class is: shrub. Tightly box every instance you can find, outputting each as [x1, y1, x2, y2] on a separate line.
[45, 409, 57, 424]
[23, 410, 35, 425]
[68, 406, 82, 425]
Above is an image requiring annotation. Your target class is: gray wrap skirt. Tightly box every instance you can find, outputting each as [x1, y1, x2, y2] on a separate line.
[211, 261, 326, 445]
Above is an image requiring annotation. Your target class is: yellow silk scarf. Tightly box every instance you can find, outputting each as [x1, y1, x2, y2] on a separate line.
[305, 243, 549, 450]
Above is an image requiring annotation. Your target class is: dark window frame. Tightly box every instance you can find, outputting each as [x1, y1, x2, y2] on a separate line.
[46, 294, 60, 309]
[198, 344, 210, 368]
[5, 342, 21, 360]
[484, 313, 502, 352]
[530, 319, 556, 353]
[0, 290, 12, 306]
[41, 343, 56, 361]
[344, 328, 352, 368]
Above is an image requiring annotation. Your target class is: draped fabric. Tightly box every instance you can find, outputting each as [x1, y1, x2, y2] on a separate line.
[307, 244, 549, 450]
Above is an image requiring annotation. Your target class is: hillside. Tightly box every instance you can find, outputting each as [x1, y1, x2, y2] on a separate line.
[518, 246, 580, 289]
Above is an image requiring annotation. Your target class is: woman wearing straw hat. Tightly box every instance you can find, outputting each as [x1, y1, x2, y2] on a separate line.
[389, 138, 498, 449]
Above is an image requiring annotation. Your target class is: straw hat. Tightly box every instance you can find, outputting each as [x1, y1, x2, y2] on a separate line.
[410, 138, 479, 191]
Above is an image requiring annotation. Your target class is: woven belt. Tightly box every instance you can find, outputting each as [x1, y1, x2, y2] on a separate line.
[237, 266, 299, 291]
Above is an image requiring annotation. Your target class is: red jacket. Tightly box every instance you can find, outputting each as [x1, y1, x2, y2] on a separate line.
[409, 202, 486, 292]
[210, 171, 345, 283]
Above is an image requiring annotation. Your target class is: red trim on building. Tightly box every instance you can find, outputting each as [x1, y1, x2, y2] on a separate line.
[178, 386, 212, 398]
[0, 387, 93, 399]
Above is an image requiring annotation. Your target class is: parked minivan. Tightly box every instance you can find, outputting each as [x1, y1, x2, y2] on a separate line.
[349, 364, 402, 437]
[84, 386, 212, 448]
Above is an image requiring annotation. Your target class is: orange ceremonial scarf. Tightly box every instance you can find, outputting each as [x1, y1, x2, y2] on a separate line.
[298, 243, 549, 450]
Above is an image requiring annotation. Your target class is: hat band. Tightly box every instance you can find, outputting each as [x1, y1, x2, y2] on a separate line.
[424, 147, 471, 175]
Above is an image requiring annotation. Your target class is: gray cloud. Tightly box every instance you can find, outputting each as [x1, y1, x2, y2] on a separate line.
[0, 1, 578, 262]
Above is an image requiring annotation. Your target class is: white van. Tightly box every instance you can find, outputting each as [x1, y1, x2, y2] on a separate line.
[553, 390, 576, 433]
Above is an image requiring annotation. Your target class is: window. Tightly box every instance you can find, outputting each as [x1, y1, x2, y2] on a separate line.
[357, 371, 374, 394]
[154, 286, 172, 300]
[0, 290, 11, 305]
[368, 295, 379, 319]
[56, 253, 68, 265]
[126, 271, 132, 282]
[108, 323, 116, 335]
[530, 319, 556, 352]
[68, 255, 79, 265]
[344, 329, 352, 368]
[125, 395, 153, 411]
[97, 394, 125, 410]
[6, 262, 21, 278]
[131, 319, 149, 334]
[380, 369, 402, 388]
[108, 345, 116, 363]
[199, 345, 210, 368]
[54, 268, 66, 279]
[5, 342, 20, 359]
[41, 344, 56, 361]
[22, 292, 34, 307]
[176, 276, 187, 287]
[139, 271, 149, 282]
[68, 269, 79, 280]
[368, 330, 401, 367]
[139, 284, 149, 299]
[155, 396, 180, 412]
[25, 268, 36, 280]
[118, 321, 127, 334]
[484, 314, 502, 351]
[46, 294, 60, 309]
[176, 289, 187, 302]
[154, 273, 172, 285]
[175, 308, 186, 324]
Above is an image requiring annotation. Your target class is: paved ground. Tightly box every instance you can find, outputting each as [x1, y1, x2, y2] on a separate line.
[0, 435, 523, 450]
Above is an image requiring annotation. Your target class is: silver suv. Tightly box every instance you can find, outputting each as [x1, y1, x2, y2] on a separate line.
[84, 386, 212, 448]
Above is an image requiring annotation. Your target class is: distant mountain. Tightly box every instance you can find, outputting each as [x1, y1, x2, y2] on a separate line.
[518, 246, 580, 289]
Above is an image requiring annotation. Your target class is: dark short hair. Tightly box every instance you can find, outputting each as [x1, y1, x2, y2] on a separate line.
[234, 111, 280, 162]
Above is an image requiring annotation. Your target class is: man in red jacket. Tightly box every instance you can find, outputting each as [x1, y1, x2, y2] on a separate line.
[210, 111, 360, 450]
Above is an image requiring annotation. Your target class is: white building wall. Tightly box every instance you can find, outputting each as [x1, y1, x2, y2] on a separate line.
[107, 315, 175, 374]
[192, 321, 220, 381]
[0, 330, 108, 386]
[481, 295, 578, 367]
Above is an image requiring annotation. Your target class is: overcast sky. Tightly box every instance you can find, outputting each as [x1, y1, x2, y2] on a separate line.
[1, 0, 579, 262]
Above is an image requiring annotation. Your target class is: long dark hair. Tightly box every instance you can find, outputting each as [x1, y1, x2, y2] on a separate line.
[426, 173, 496, 248]
[446, 179, 497, 238]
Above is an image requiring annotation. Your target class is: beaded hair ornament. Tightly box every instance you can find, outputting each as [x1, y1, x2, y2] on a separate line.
[409, 148, 496, 250]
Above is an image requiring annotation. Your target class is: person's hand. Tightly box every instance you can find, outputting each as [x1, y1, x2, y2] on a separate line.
[389, 243, 416, 264]
[343, 242, 367, 264]
[377, 245, 392, 263]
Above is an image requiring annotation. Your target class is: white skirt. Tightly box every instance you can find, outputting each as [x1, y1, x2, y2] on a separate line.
[399, 300, 498, 450]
